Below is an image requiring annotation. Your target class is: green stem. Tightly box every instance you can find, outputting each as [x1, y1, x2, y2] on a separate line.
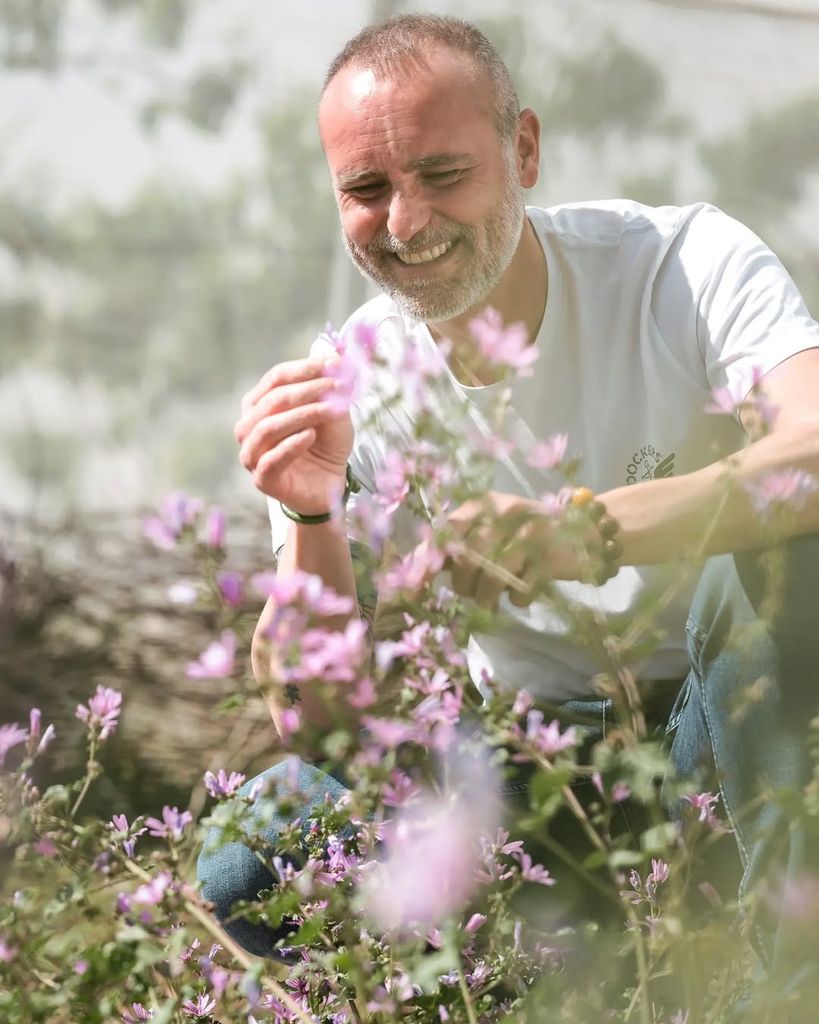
[69, 736, 98, 819]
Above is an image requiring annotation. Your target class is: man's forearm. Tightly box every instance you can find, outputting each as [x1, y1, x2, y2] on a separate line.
[602, 422, 819, 566]
[253, 520, 362, 739]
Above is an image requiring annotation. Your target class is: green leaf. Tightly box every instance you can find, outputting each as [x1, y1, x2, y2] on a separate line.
[640, 822, 677, 852]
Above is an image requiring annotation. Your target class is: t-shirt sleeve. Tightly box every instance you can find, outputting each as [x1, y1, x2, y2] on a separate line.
[654, 204, 819, 414]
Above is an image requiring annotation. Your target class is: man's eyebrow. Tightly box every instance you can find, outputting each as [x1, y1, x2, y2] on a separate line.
[335, 153, 477, 189]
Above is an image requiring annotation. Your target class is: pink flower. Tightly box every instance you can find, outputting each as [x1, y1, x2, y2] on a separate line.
[321, 320, 378, 414]
[145, 805, 192, 840]
[284, 620, 367, 685]
[375, 449, 412, 513]
[515, 851, 555, 886]
[512, 690, 534, 716]
[360, 798, 481, 930]
[468, 307, 538, 376]
[0, 722, 28, 768]
[204, 507, 225, 548]
[109, 813, 147, 858]
[362, 716, 419, 749]
[122, 1004, 154, 1023]
[34, 835, 58, 857]
[186, 631, 236, 679]
[381, 533, 445, 597]
[182, 994, 217, 1019]
[648, 858, 670, 886]
[744, 468, 818, 517]
[684, 790, 721, 826]
[612, 781, 631, 803]
[538, 487, 574, 516]
[74, 959, 88, 975]
[465, 912, 487, 934]
[527, 433, 569, 470]
[704, 385, 740, 417]
[216, 571, 243, 608]
[142, 492, 203, 550]
[0, 936, 18, 963]
[75, 686, 122, 740]
[132, 871, 172, 906]
[522, 711, 578, 758]
[347, 675, 377, 708]
[204, 769, 246, 799]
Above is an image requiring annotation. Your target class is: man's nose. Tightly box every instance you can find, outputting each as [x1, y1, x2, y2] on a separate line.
[386, 190, 431, 242]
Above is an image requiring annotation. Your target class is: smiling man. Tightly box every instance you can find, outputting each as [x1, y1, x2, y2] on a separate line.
[211, 13, 819, 984]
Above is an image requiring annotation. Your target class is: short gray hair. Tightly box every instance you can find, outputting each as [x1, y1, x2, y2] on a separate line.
[323, 14, 520, 140]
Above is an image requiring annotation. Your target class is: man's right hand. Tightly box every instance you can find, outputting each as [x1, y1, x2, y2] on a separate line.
[235, 355, 354, 516]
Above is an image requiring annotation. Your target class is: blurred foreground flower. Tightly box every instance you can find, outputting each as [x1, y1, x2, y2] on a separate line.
[186, 631, 236, 679]
[469, 306, 538, 377]
[744, 467, 818, 517]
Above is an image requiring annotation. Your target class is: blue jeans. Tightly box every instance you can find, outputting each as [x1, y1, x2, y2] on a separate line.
[197, 537, 819, 969]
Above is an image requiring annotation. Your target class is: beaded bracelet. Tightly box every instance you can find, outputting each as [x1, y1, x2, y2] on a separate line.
[280, 465, 361, 525]
[569, 486, 623, 585]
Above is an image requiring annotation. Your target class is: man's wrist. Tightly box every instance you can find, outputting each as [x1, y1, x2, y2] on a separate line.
[280, 464, 360, 524]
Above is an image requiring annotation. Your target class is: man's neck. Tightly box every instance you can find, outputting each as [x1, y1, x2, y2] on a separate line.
[428, 217, 548, 387]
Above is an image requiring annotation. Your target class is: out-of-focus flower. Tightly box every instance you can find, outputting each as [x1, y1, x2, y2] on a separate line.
[539, 487, 574, 517]
[465, 912, 487, 934]
[216, 571, 243, 608]
[512, 690, 534, 716]
[0, 935, 18, 962]
[29, 708, 41, 738]
[527, 433, 569, 471]
[142, 492, 203, 550]
[145, 806, 192, 841]
[122, 1003, 154, 1023]
[744, 468, 818, 517]
[362, 716, 420, 749]
[321, 320, 378, 414]
[204, 769, 246, 799]
[34, 835, 58, 857]
[375, 449, 412, 513]
[181, 993, 217, 1019]
[131, 871, 172, 906]
[75, 686, 122, 740]
[381, 532, 445, 598]
[284, 620, 367, 685]
[779, 872, 819, 923]
[468, 307, 538, 377]
[186, 631, 236, 679]
[0, 722, 28, 768]
[205, 507, 225, 548]
[520, 711, 578, 759]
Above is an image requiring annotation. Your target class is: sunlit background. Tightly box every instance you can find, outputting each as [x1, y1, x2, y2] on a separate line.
[2, 0, 819, 518]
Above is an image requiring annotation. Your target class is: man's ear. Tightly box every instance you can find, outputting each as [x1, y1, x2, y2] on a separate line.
[515, 108, 540, 189]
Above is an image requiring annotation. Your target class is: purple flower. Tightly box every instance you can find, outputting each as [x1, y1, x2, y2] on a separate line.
[182, 994, 217, 1020]
[0, 935, 18, 963]
[75, 686, 122, 740]
[0, 722, 28, 768]
[468, 307, 538, 377]
[29, 708, 41, 738]
[744, 468, 818, 517]
[145, 805, 192, 840]
[526, 433, 569, 471]
[283, 620, 367, 685]
[37, 723, 56, 754]
[216, 571, 243, 608]
[109, 813, 147, 858]
[186, 631, 236, 679]
[512, 690, 534, 716]
[35, 835, 58, 857]
[204, 507, 225, 548]
[375, 449, 412, 513]
[122, 1004, 154, 1023]
[362, 716, 419, 749]
[203, 769, 246, 799]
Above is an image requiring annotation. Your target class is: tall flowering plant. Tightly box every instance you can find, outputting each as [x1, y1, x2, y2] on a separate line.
[2, 312, 818, 1023]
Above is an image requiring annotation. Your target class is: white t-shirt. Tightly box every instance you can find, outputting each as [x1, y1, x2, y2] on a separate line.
[269, 200, 819, 702]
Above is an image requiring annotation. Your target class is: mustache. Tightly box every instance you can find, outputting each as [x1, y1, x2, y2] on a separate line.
[365, 229, 462, 258]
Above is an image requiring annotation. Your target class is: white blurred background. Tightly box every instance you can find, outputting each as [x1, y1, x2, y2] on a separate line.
[2, 0, 819, 519]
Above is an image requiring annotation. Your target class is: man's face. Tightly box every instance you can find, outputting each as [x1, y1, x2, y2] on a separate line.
[319, 50, 526, 322]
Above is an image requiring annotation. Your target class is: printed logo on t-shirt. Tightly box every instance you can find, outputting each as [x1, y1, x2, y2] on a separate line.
[625, 445, 676, 485]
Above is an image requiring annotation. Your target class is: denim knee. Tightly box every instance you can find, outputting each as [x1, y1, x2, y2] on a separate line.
[196, 756, 349, 959]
